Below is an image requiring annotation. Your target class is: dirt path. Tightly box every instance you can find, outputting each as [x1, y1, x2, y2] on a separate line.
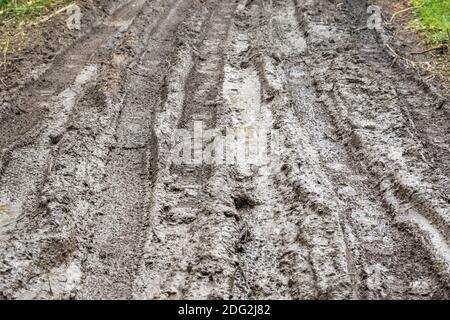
[0, 0, 449, 299]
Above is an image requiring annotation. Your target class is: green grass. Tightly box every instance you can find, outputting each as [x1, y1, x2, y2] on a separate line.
[410, 0, 450, 45]
[0, 0, 71, 26]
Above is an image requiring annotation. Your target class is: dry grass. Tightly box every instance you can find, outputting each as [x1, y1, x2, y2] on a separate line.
[379, 0, 449, 94]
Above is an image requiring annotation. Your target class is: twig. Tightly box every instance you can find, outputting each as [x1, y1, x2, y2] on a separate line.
[411, 45, 447, 55]
[247, 52, 261, 62]
[30, 4, 75, 26]
[386, 43, 416, 69]
[0, 77, 7, 88]
[14, 102, 28, 114]
[386, 43, 399, 58]
[2, 38, 10, 71]
[389, 7, 415, 23]
[150, 223, 161, 243]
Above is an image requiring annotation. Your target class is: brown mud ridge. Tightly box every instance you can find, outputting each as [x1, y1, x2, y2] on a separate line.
[0, 0, 449, 299]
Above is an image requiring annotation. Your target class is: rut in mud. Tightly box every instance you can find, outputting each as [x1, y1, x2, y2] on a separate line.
[0, 0, 449, 299]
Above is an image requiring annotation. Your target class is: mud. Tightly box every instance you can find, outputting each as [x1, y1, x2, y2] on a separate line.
[0, 0, 449, 299]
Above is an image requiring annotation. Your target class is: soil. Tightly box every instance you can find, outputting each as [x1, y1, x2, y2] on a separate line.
[0, 0, 449, 300]
[372, 0, 449, 93]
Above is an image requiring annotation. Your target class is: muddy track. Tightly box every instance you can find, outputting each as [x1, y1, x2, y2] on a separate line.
[0, 0, 449, 299]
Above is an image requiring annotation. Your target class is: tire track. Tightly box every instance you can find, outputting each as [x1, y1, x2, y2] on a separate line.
[134, 0, 240, 299]
[0, 0, 177, 299]
[0, 0, 146, 153]
[77, 0, 196, 299]
[219, 3, 294, 299]
[0, 0, 449, 300]
[247, 0, 355, 300]
[291, 0, 449, 297]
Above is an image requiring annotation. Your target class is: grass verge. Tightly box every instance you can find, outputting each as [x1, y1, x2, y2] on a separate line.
[0, 0, 72, 27]
[409, 0, 450, 45]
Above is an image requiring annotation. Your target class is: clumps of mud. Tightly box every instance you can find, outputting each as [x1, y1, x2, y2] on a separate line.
[0, 0, 449, 300]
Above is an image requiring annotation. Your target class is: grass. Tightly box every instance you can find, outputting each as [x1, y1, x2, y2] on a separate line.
[409, 0, 450, 45]
[0, 0, 72, 27]
[0, 0, 73, 74]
